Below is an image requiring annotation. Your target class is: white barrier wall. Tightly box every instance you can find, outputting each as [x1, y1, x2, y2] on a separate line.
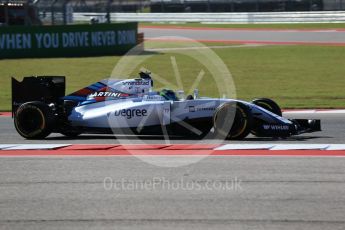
[73, 11, 345, 23]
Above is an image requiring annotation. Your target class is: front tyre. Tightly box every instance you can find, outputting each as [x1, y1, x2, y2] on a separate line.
[251, 98, 282, 116]
[14, 101, 55, 139]
[213, 102, 252, 140]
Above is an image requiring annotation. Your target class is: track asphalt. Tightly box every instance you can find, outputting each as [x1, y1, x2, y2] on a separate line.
[140, 26, 345, 46]
[1, 155, 345, 230]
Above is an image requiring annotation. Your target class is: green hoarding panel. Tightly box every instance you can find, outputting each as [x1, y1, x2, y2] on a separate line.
[0, 22, 138, 58]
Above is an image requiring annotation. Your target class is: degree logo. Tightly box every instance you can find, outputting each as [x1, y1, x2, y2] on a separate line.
[114, 109, 148, 119]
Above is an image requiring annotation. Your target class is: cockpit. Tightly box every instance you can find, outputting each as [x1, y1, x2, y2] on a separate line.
[159, 89, 179, 101]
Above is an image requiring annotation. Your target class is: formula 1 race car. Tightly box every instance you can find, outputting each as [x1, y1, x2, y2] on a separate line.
[11, 72, 321, 140]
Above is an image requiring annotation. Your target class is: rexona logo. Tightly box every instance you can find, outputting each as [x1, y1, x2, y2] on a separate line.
[263, 125, 289, 131]
[114, 109, 148, 119]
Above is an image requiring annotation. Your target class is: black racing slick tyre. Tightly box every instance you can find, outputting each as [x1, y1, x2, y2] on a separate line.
[213, 102, 252, 140]
[252, 98, 282, 116]
[14, 102, 55, 139]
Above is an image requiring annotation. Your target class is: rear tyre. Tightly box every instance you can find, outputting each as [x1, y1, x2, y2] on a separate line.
[213, 102, 252, 140]
[14, 101, 55, 139]
[252, 98, 282, 116]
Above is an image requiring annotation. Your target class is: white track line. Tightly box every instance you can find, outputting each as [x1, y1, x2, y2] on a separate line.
[215, 144, 274, 150]
[215, 144, 345, 151]
[0, 144, 19, 150]
[324, 144, 345, 150]
[3, 144, 71, 150]
[283, 109, 345, 119]
[283, 109, 345, 114]
[1, 144, 345, 151]
[270, 144, 329, 151]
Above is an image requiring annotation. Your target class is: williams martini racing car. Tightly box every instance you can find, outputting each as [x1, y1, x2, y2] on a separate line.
[11, 72, 321, 140]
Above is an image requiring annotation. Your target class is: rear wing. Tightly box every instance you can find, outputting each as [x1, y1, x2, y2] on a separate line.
[11, 76, 65, 117]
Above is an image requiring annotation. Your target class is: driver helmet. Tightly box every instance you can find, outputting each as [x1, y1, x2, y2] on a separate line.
[160, 89, 179, 101]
